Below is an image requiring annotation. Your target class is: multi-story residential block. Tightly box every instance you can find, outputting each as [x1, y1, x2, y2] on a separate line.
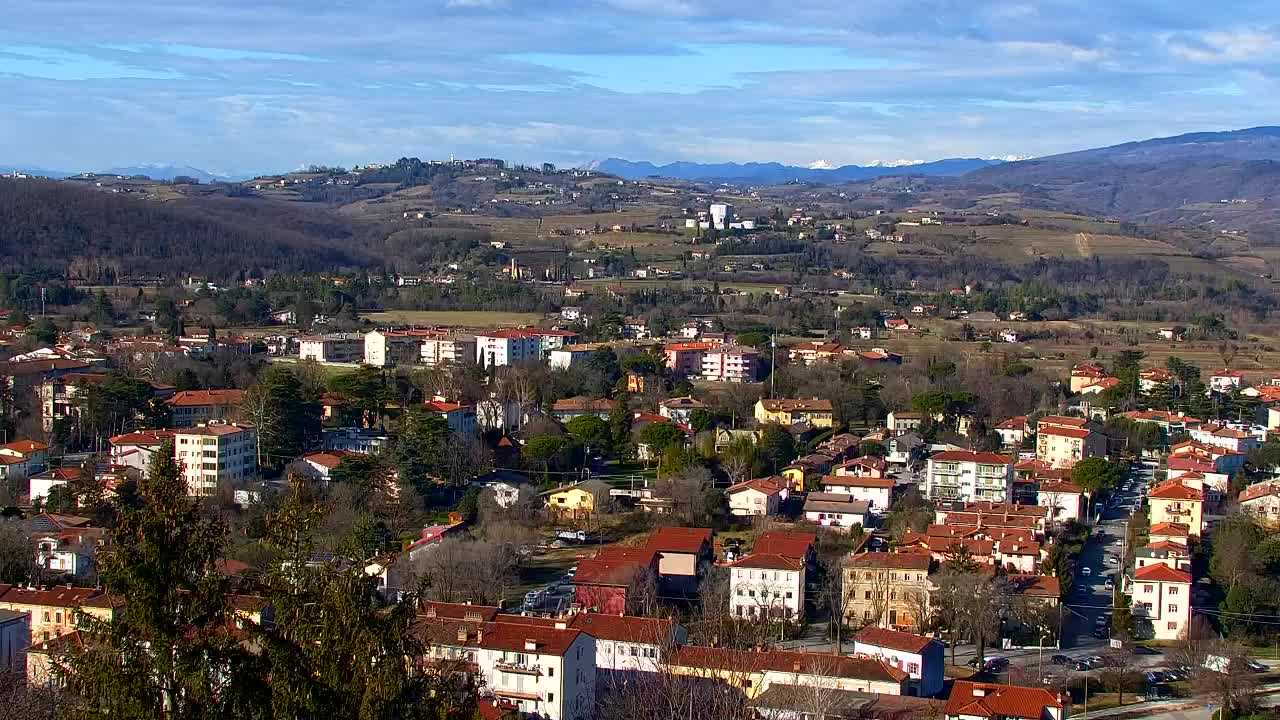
[701, 345, 761, 383]
[1130, 563, 1192, 641]
[1035, 416, 1106, 469]
[667, 645, 910, 699]
[663, 341, 721, 376]
[165, 389, 245, 428]
[548, 343, 611, 370]
[1148, 480, 1204, 537]
[419, 334, 477, 367]
[853, 626, 945, 698]
[298, 333, 363, 363]
[728, 553, 806, 621]
[475, 329, 543, 368]
[0, 584, 119, 642]
[842, 553, 932, 632]
[173, 422, 258, 497]
[1190, 423, 1260, 454]
[569, 613, 686, 676]
[364, 329, 440, 367]
[925, 451, 1014, 503]
[753, 398, 834, 428]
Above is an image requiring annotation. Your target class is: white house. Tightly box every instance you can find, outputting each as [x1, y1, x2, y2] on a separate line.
[423, 399, 479, 435]
[299, 451, 355, 483]
[728, 554, 806, 621]
[817, 476, 894, 513]
[658, 396, 708, 426]
[803, 493, 871, 530]
[725, 477, 788, 517]
[853, 626, 945, 698]
[108, 430, 174, 472]
[0, 439, 48, 480]
[29, 468, 81, 503]
[1036, 480, 1086, 526]
[1130, 563, 1192, 641]
[569, 613, 687, 675]
[31, 513, 105, 580]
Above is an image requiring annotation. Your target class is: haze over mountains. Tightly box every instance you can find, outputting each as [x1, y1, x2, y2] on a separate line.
[590, 157, 1003, 183]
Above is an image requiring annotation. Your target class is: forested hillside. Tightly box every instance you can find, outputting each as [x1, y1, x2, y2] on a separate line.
[0, 179, 382, 280]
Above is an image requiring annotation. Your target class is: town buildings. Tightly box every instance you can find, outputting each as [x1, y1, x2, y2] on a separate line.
[842, 553, 931, 632]
[165, 389, 244, 428]
[299, 333, 363, 363]
[1131, 563, 1193, 641]
[173, 422, 258, 497]
[924, 451, 1014, 503]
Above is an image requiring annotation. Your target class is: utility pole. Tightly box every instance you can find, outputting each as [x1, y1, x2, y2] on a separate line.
[770, 330, 777, 400]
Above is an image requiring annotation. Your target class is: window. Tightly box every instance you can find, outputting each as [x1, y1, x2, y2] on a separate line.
[1168, 622, 1177, 630]
[863, 610, 871, 621]
[864, 591, 872, 600]
[548, 667, 554, 677]
[1168, 604, 1178, 613]
[547, 693, 554, 703]
[786, 592, 793, 599]
[1143, 585, 1154, 593]
[1169, 586, 1180, 595]
[908, 662, 919, 674]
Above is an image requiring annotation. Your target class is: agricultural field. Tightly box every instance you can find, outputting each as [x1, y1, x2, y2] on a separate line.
[359, 310, 546, 328]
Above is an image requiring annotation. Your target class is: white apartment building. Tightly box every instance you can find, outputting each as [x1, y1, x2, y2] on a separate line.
[568, 614, 686, 675]
[817, 476, 895, 512]
[173, 422, 258, 497]
[925, 451, 1014, 503]
[728, 554, 806, 621]
[1130, 563, 1192, 641]
[475, 330, 543, 368]
[709, 202, 734, 230]
[423, 619, 597, 720]
[420, 335, 476, 367]
[299, 333, 363, 363]
[701, 345, 760, 383]
[365, 330, 436, 367]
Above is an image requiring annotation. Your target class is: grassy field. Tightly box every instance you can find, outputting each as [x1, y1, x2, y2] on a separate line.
[360, 310, 545, 327]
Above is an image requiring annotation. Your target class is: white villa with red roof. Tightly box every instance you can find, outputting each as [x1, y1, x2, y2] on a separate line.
[945, 681, 1065, 720]
[1130, 563, 1192, 641]
[853, 626, 945, 697]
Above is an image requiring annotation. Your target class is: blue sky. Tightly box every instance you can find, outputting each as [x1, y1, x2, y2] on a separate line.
[1, 0, 1278, 175]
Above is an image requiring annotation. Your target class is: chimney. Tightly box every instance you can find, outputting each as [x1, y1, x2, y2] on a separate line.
[555, 621, 568, 630]
[457, 626, 468, 643]
[426, 607, 436, 618]
[973, 687, 986, 697]
[524, 639, 539, 651]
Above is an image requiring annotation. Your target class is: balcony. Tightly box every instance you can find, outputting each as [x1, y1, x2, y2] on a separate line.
[493, 660, 542, 676]
[1131, 603, 1155, 619]
[1164, 508, 1192, 517]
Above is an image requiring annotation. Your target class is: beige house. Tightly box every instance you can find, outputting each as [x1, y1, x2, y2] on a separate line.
[725, 476, 788, 517]
[1035, 417, 1106, 469]
[842, 553, 931, 632]
[1148, 480, 1204, 537]
[0, 585, 119, 643]
[1239, 480, 1280, 528]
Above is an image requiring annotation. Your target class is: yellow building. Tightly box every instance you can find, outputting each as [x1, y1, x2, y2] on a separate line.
[542, 478, 612, 519]
[754, 399, 835, 429]
[1148, 480, 1204, 537]
[0, 585, 120, 642]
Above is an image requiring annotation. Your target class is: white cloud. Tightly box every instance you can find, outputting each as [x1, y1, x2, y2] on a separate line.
[1166, 30, 1278, 63]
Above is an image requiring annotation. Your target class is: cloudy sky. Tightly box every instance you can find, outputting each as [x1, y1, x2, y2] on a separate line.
[1, 1, 1278, 175]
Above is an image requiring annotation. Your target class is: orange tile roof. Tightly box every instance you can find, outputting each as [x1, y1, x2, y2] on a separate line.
[109, 430, 174, 445]
[573, 548, 656, 586]
[1134, 564, 1192, 584]
[1150, 522, 1190, 537]
[303, 450, 356, 470]
[1038, 425, 1092, 439]
[758, 398, 834, 412]
[646, 526, 712, 554]
[165, 389, 244, 407]
[729, 553, 804, 571]
[663, 341, 720, 352]
[420, 601, 501, 622]
[477, 621, 583, 656]
[568, 613, 677, 644]
[0, 584, 120, 609]
[726, 476, 788, 496]
[946, 681, 1063, 720]
[1038, 415, 1089, 428]
[1006, 574, 1060, 597]
[0, 439, 47, 453]
[1149, 480, 1204, 501]
[1240, 481, 1280, 503]
[668, 645, 908, 684]
[753, 530, 816, 559]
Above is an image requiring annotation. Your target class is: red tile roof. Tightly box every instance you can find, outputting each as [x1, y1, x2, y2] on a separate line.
[844, 553, 931, 570]
[753, 530, 816, 559]
[729, 553, 804, 571]
[165, 389, 244, 407]
[1149, 480, 1204, 501]
[1006, 574, 1060, 597]
[646, 526, 712, 555]
[109, 430, 174, 446]
[477, 621, 583, 656]
[758, 398, 834, 412]
[930, 451, 1012, 464]
[1134, 564, 1192, 584]
[726, 476, 788, 496]
[0, 584, 120, 609]
[668, 645, 908, 684]
[0, 439, 47, 453]
[1037, 480, 1084, 494]
[663, 341, 720, 352]
[1240, 481, 1280, 503]
[854, 626, 937, 655]
[303, 450, 357, 470]
[573, 548, 656, 586]
[1038, 426, 1092, 439]
[569, 613, 677, 644]
[1037, 415, 1089, 428]
[1149, 522, 1190, 537]
[420, 601, 501, 622]
[946, 681, 1063, 720]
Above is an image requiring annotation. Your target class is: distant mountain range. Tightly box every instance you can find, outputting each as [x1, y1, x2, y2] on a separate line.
[102, 164, 242, 183]
[589, 157, 1004, 183]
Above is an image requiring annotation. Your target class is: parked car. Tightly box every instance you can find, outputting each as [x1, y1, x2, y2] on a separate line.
[1247, 659, 1268, 672]
[1104, 578, 1114, 591]
[1051, 654, 1072, 666]
[522, 589, 544, 607]
[1082, 566, 1092, 576]
[1132, 645, 1161, 655]
[985, 658, 1010, 672]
